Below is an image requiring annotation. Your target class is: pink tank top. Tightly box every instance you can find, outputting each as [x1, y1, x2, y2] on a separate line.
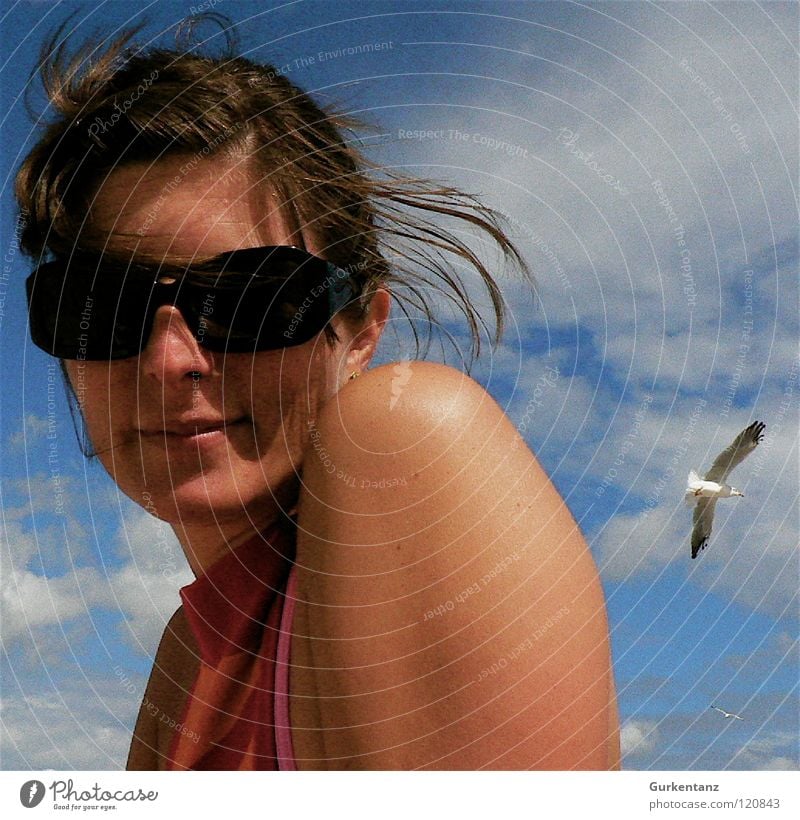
[170, 520, 298, 770]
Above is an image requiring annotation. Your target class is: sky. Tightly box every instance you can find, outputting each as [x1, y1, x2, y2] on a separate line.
[1, 0, 797, 772]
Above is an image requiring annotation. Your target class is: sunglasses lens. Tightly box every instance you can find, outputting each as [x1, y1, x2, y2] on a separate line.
[184, 248, 348, 351]
[179, 278, 318, 352]
[28, 261, 155, 360]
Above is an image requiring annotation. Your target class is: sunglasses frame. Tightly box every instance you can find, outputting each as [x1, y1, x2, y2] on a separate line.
[26, 245, 359, 361]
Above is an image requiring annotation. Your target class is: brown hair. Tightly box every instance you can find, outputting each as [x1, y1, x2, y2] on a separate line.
[16, 16, 529, 358]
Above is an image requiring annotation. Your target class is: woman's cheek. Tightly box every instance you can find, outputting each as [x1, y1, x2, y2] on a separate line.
[64, 361, 148, 481]
[64, 360, 110, 439]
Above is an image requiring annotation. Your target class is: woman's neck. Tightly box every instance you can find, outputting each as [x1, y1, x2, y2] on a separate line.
[171, 507, 294, 577]
[164, 473, 301, 576]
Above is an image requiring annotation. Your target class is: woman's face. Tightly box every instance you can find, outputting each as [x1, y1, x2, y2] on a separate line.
[65, 154, 368, 534]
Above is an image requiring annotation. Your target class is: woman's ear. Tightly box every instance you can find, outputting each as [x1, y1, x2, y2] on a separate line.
[345, 287, 390, 373]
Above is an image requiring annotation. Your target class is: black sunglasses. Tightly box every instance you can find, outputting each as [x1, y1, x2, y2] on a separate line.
[26, 246, 358, 361]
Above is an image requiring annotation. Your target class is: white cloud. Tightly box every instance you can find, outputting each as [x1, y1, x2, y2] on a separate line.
[753, 757, 799, 771]
[732, 731, 800, 771]
[106, 508, 193, 654]
[0, 681, 139, 770]
[621, 719, 660, 757]
[8, 414, 50, 449]
[1, 501, 191, 769]
[2, 561, 105, 642]
[0, 517, 94, 643]
[1, 495, 191, 656]
[592, 506, 682, 582]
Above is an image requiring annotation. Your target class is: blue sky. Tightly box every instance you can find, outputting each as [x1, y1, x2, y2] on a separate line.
[1, 0, 797, 771]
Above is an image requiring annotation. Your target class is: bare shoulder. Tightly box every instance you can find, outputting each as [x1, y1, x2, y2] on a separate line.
[321, 359, 524, 440]
[292, 360, 618, 770]
[301, 360, 572, 557]
[306, 360, 554, 497]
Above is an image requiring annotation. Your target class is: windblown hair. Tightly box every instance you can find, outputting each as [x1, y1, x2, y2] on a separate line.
[16, 16, 529, 357]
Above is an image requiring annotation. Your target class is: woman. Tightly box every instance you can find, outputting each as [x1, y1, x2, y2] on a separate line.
[18, 22, 619, 770]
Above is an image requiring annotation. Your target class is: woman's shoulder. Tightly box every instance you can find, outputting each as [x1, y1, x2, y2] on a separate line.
[303, 359, 568, 546]
[294, 361, 616, 769]
[312, 360, 546, 481]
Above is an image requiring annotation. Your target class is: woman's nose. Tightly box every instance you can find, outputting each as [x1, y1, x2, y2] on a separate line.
[139, 305, 215, 381]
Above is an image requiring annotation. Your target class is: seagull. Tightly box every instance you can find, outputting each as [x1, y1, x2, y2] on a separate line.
[711, 704, 744, 721]
[686, 420, 765, 558]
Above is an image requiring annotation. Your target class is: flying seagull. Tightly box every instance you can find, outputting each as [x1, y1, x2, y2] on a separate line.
[686, 421, 765, 558]
[711, 704, 744, 721]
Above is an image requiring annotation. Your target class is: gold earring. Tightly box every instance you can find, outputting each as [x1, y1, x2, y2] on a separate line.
[348, 371, 360, 381]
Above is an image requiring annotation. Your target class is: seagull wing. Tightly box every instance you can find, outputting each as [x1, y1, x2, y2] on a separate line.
[692, 498, 717, 558]
[705, 421, 766, 483]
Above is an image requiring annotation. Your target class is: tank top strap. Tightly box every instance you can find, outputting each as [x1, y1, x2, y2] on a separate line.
[274, 561, 298, 770]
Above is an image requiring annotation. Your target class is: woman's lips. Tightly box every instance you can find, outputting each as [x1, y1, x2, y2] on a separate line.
[139, 417, 249, 444]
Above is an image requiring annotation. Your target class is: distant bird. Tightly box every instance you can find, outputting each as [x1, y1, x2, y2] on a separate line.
[711, 704, 744, 721]
[686, 421, 766, 558]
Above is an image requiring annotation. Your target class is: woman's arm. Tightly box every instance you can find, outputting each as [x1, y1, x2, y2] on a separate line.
[292, 362, 619, 769]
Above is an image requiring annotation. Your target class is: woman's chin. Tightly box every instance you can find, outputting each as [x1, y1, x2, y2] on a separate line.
[107, 437, 301, 530]
[166, 486, 252, 523]
[129, 472, 292, 530]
